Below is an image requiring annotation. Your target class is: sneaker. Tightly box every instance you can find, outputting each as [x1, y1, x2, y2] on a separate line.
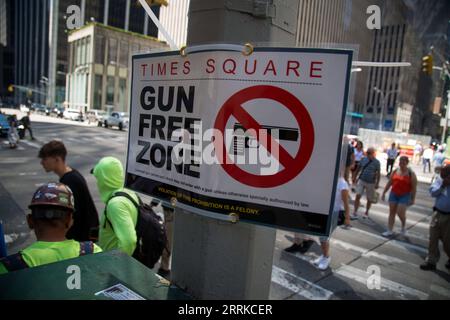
[317, 256, 331, 270]
[420, 262, 436, 271]
[399, 228, 407, 236]
[313, 255, 324, 266]
[298, 240, 315, 254]
[350, 213, 359, 220]
[284, 243, 302, 253]
[382, 230, 394, 237]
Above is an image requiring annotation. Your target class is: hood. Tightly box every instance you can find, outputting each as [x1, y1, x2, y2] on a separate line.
[92, 157, 124, 203]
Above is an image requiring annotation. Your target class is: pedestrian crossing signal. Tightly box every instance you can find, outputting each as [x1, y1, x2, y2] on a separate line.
[422, 55, 433, 75]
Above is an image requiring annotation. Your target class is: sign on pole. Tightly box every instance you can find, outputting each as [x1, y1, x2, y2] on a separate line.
[125, 46, 353, 236]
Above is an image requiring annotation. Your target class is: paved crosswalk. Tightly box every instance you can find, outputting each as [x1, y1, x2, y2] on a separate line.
[1, 120, 449, 300]
[270, 193, 450, 300]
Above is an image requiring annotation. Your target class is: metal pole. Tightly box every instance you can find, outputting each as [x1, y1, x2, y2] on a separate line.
[379, 92, 385, 131]
[170, 0, 296, 300]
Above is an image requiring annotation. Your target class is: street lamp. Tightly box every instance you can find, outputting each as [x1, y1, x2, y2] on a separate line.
[373, 87, 399, 131]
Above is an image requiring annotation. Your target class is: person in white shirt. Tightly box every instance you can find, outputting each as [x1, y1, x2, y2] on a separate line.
[422, 146, 434, 173]
[313, 175, 350, 270]
[386, 143, 399, 177]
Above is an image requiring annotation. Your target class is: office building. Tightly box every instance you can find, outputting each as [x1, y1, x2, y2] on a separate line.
[66, 22, 168, 112]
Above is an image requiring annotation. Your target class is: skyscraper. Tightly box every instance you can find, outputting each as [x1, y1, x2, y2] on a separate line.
[10, 0, 160, 107]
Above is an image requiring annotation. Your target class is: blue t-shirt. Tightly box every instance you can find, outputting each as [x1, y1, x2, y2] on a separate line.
[358, 157, 380, 183]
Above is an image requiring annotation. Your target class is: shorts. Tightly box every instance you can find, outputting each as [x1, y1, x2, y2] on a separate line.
[355, 180, 376, 202]
[388, 192, 411, 205]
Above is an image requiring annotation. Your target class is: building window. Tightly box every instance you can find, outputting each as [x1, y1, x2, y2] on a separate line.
[76, 40, 82, 66]
[106, 76, 115, 105]
[86, 36, 92, 64]
[119, 40, 129, 67]
[108, 38, 118, 65]
[95, 35, 105, 64]
[118, 78, 127, 111]
[94, 75, 103, 109]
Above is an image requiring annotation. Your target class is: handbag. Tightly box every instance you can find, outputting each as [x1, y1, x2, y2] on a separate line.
[371, 191, 380, 204]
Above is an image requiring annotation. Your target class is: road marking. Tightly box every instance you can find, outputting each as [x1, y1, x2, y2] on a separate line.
[430, 284, 450, 298]
[331, 239, 419, 268]
[348, 226, 428, 254]
[18, 172, 37, 176]
[334, 265, 429, 300]
[20, 140, 41, 149]
[271, 265, 333, 300]
[0, 157, 28, 164]
[366, 207, 431, 229]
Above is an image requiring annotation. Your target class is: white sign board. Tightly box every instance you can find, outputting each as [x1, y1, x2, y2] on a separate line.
[125, 47, 352, 236]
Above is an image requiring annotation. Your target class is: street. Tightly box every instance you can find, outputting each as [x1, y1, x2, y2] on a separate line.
[0, 114, 449, 300]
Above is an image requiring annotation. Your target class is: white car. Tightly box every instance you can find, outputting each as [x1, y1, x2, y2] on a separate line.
[63, 109, 82, 121]
[104, 112, 129, 130]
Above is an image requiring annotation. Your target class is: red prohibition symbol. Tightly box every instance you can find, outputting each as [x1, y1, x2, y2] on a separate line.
[213, 85, 315, 188]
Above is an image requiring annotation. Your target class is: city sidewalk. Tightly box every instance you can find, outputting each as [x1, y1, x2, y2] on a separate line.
[0, 108, 97, 128]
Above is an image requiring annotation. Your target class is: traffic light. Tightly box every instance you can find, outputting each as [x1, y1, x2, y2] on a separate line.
[422, 54, 433, 75]
[7, 84, 14, 93]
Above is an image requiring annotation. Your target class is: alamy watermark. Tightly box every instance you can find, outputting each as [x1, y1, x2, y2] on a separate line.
[66, 265, 81, 290]
[366, 265, 381, 290]
[65, 4, 381, 31]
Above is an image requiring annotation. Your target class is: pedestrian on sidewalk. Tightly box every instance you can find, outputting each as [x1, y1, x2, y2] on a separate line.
[91, 157, 138, 256]
[386, 142, 399, 177]
[0, 183, 102, 274]
[433, 149, 446, 168]
[413, 143, 423, 165]
[150, 199, 173, 279]
[20, 111, 34, 140]
[284, 233, 315, 254]
[351, 141, 364, 189]
[420, 165, 450, 271]
[313, 172, 351, 270]
[352, 147, 380, 219]
[344, 140, 355, 184]
[422, 146, 434, 173]
[7, 115, 18, 149]
[38, 140, 99, 241]
[381, 156, 417, 237]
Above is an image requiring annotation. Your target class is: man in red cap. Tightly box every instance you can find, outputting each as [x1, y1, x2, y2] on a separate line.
[0, 182, 102, 274]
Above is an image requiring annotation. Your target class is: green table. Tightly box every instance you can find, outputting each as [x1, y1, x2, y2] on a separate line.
[0, 250, 191, 300]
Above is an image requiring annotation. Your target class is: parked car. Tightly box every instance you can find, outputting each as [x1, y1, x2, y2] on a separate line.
[104, 112, 129, 130]
[32, 103, 50, 115]
[63, 109, 83, 121]
[0, 114, 10, 137]
[86, 109, 107, 126]
[51, 106, 65, 118]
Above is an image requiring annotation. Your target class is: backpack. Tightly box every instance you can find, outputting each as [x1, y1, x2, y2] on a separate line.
[105, 192, 168, 269]
[0, 241, 95, 272]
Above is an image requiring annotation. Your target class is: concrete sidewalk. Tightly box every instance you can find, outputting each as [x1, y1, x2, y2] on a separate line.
[1, 108, 97, 128]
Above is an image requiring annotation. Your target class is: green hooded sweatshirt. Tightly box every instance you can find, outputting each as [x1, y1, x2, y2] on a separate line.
[93, 157, 138, 256]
